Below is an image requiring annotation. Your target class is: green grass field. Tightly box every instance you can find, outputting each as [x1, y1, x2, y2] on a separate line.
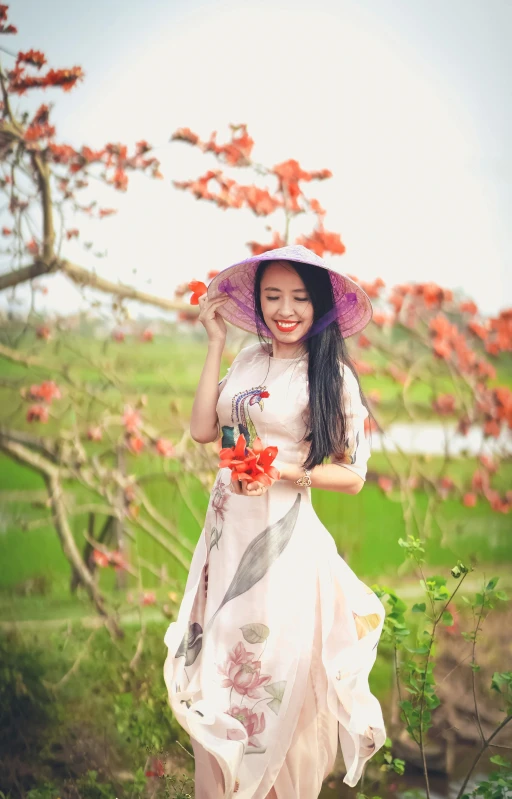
[1, 329, 511, 619]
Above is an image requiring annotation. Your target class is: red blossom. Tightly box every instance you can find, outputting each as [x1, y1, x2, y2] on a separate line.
[388, 364, 407, 385]
[372, 312, 389, 327]
[378, 476, 393, 494]
[460, 300, 478, 315]
[112, 330, 125, 342]
[123, 406, 141, 433]
[432, 394, 456, 416]
[364, 417, 379, 436]
[171, 127, 200, 145]
[36, 325, 51, 340]
[10, 66, 84, 95]
[443, 602, 460, 635]
[468, 321, 489, 341]
[110, 550, 129, 571]
[478, 454, 497, 474]
[247, 232, 286, 256]
[155, 438, 175, 457]
[483, 419, 501, 438]
[296, 225, 345, 257]
[463, 493, 477, 508]
[358, 334, 371, 349]
[353, 360, 375, 376]
[24, 121, 55, 142]
[188, 280, 207, 305]
[439, 476, 454, 491]
[87, 426, 103, 442]
[360, 279, 385, 299]
[207, 269, 220, 279]
[432, 338, 451, 360]
[92, 550, 109, 568]
[26, 239, 39, 255]
[17, 50, 47, 68]
[145, 758, 165, 778]
[471, 470, 490, 494]
[141, 590, 156, 606]
[2, 226, 12, 236]
[28, 380, 61, 403]
[141, 329, 154, 342]
[0, 5, 16, 34]
[26, 404, 49, 423]
[219, 434, 280, 486]
[127, 434, 144, 454]
[309, 198, 325, 216]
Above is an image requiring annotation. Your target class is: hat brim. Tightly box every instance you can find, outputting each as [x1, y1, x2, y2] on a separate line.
[207, 244, 373, 338]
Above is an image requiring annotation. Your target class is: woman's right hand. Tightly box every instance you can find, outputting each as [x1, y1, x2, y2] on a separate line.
[197, 293, 228, 344]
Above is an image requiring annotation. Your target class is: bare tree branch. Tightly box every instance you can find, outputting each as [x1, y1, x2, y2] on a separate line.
[0, 433, 122, 637]
[0, 259, 58, 291]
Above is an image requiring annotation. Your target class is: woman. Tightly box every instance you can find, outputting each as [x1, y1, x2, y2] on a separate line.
[163, 244, 386, 799]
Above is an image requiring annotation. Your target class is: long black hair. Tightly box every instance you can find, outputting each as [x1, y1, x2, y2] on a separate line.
[254, 259, 372, 470]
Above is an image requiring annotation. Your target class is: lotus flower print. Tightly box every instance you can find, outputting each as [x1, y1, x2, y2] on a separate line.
[219, 641, 271, 698]
[227, 705, 266, 748]
[211, 474, 230, 522]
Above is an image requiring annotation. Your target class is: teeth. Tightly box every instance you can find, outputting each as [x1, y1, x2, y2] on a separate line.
[276, 322, 297, 328]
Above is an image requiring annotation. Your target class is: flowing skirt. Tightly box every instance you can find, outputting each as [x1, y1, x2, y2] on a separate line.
[163, 469, 386, 799]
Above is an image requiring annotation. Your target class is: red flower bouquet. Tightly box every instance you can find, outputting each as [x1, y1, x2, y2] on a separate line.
[219, 434, 280, 487]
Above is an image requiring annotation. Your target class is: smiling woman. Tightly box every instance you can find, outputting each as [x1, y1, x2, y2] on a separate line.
[164, 244, 385, 799]
[259, 262, 313, 352]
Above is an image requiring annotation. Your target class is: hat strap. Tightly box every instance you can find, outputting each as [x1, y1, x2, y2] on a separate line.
[218, 278, 273, 336]
[299, 292, 357, 341]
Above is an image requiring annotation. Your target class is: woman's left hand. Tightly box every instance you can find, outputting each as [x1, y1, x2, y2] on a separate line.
[230, 476, 274, 497]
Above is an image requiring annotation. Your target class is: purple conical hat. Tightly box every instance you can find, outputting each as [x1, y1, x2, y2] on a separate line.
[207, 244, 373, 339]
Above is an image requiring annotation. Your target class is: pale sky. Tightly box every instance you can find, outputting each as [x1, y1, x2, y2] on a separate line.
[4, 0, 512, 317]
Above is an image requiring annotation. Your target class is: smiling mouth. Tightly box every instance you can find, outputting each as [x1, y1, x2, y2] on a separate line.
[274, 320, 300, 332]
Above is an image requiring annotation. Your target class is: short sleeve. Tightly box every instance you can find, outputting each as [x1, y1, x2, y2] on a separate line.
[330, 364, 371, 481]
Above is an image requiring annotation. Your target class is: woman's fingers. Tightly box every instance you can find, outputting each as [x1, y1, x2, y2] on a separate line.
[230, 477, 270, 497]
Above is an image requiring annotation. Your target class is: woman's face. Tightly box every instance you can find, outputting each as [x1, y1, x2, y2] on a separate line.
[260, 261, 314, 344]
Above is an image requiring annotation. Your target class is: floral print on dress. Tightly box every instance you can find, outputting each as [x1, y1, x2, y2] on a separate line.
[219, 641, 271, 698]
[227, 706, 266, 748]
[208, 471, 231, 552]
[219, 634, 287, 755]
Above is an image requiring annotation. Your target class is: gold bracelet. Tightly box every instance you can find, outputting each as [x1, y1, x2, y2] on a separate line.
[295, 466, 312, 487]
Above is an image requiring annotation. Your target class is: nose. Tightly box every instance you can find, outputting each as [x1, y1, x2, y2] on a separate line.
[276, 297, 296, 318]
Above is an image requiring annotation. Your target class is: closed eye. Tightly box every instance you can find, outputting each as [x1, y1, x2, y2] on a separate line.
[266, 296, 309, 302]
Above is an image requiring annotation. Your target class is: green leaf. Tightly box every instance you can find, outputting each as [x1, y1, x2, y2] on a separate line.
[264, 680, 287, 715]
[412, 603, 426, 613]
[207, 494, 301, 631]
[489, 755, 510, 768]
[264, 680, 286, 701]
[442, 611, 454, 626]
[240, 623, 270, 644]
[486, 577, 499, 591]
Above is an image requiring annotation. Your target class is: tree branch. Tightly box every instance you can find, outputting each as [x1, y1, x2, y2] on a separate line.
[0, 433, 122, 637]
[0, 259, 58, 291]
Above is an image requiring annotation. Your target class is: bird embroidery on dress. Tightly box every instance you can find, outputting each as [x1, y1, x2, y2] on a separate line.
[221, 386, 269, 449]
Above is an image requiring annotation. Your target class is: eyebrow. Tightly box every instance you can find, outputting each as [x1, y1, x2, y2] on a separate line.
[262, 286, 308, 292]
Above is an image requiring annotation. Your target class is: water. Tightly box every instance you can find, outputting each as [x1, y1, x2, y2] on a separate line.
[371, 423, 511, 457]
